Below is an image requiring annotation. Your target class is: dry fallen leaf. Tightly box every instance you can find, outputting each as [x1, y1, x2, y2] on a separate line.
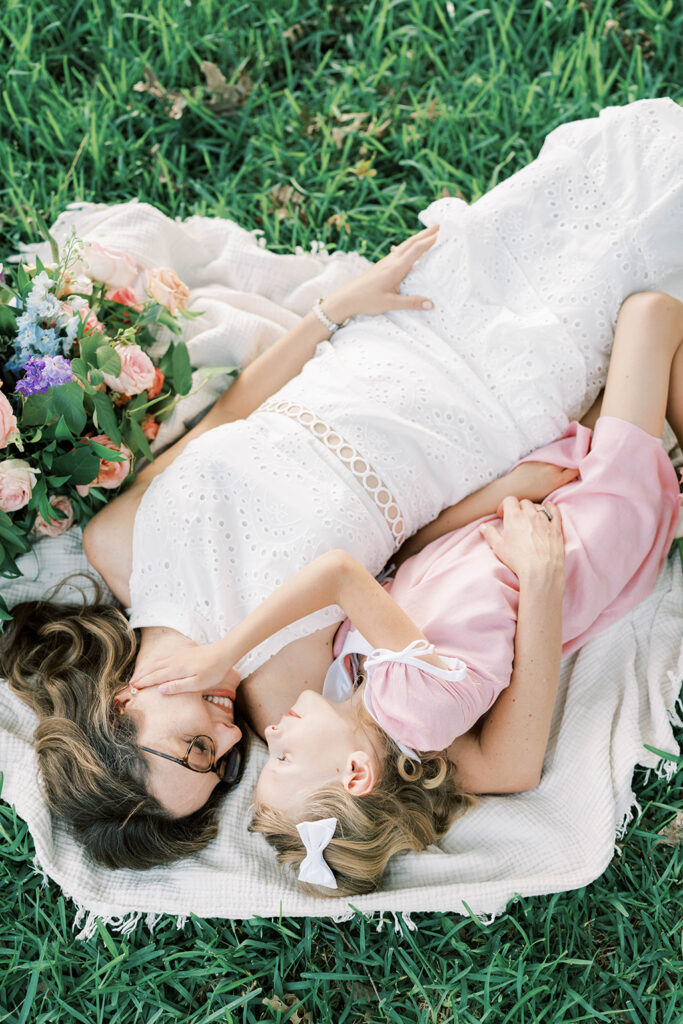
[201, 62, 252, 115]
[350, 158, 377, 179]
[262, 994, 313, 1024]
[657, 810, 683, 847]
[133, 67, 186, 119]
[269, 183, 308, 223]
[326, 211, 351, 235]
[410, 97, 440, 122]
[283, 22, 305, 43]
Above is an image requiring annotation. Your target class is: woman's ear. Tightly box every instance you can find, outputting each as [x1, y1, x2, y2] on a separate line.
[113, 688, 133, 714]
[343, 750, 378, 797]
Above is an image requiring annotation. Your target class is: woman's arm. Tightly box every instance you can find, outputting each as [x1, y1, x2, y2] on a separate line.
[394, 462, 577, 567]
[448, 498, 565, 794]
[130, 547, 446, 693]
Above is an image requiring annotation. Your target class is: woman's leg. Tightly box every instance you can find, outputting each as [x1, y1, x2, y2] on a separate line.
[83, 385, 243, 605]
[600, 292, 683, 444]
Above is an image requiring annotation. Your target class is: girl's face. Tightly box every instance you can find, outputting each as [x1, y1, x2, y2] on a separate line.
[122, 686, 242, 816]
[255, 689, 378, 814]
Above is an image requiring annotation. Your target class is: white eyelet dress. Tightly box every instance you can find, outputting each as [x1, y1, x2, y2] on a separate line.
[130, 98, 683, 675]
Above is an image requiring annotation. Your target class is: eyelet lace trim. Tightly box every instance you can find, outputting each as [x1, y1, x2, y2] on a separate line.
[261, 399, 405, 544]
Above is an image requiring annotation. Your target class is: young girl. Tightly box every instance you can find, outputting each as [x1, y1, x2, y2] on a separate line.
[131, 290, 682, 896]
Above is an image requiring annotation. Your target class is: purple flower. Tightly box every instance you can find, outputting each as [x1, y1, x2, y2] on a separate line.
[15, 355, 74, 396]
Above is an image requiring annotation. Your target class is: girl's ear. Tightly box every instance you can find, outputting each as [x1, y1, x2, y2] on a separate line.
[343, 751, 378, 797]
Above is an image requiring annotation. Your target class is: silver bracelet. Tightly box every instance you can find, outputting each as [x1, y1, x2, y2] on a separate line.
[311, 298, 342, 334]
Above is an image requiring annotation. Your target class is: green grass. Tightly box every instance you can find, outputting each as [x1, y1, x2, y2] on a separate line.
[0, 0, 682, 1020]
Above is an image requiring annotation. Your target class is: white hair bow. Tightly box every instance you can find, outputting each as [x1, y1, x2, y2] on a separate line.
[296, 818, 338, 889]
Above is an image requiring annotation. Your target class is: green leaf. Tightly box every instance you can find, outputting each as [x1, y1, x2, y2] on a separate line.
[92, 391, 121, 444]
[124, 417, 153, 461]
[51, 445, 101, 485]
[45, 474, 71, 487]
[196, 365, 240, 381]
[87, 439, 127, 462]
[50, 381, 87, 434]
[126, 392, 148, 419]
[89, 368, 104, 386]
[54, 416, 74, 442]
[70, 357, 87, 379]
[79, 332, 101, 366]
[96, 345, 122, 376]
[0, 593, 13, 621]
[20, 391, 51, 428]
[171, 342, 193, 395]
[0, 305, 17, 332]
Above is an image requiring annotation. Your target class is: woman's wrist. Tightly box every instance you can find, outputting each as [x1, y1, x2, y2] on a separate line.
[320, 293, 353, 327]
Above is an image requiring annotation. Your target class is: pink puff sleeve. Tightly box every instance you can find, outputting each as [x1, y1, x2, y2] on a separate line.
[362, 640, 499, 755]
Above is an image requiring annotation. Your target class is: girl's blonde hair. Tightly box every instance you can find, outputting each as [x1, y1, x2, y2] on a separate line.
[250, 708, 475, 897]
[1, 583, 243, 869]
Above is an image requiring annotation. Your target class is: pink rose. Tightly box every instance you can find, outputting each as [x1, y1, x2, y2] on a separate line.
[34, 494, 75, 537]
[82, 243, 137, 289]
[106, 287, 143, 311]
[101, 344, 156, 396]
[0, 459, 38, 512]
[146, 267, 190, 315]
[0, 390, 18, 449]
[76, 436, 131, 497]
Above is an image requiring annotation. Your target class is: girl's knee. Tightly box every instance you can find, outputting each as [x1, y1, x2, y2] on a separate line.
[620, 291, 683, 334]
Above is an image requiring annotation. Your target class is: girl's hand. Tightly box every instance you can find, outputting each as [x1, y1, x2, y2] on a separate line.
[129, 642, 240, 697]
[503, 461, 579, 504]
[323, 224, 439, 323]
[482, 498, 565, 591]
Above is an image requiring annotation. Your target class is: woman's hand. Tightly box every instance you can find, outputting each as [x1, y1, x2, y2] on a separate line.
[129, 642, 240, 697]
[482, 497, 565, 591]
[323, 224, 439, 324]
[503, 461, 579, 503]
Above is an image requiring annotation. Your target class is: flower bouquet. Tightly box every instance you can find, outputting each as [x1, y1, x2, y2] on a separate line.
[0, 231, 224, 620]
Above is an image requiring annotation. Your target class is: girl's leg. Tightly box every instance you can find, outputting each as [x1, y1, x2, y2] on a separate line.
[600, 292, 683, 444]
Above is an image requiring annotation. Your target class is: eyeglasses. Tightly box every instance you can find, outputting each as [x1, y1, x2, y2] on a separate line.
[139, 734, 242, 785]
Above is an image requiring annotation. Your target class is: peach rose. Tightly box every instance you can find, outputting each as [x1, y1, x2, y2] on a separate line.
[141, 415, 159, 441]
[106, 287, 143, 311]
[34, 494, 75, 537]
[147, 367, 165, 400]
[76, 436, 131, 497]
[0, 459, 38, 512]
[0, 390, 18, 449]
[146, 267, 190, 315]
[82, 243, 137, 289]
[101, 344, 156, 396]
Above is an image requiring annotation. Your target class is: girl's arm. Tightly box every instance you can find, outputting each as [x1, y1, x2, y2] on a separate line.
[130, 547, 445, 693]
[448, 498, 565, 794]
[394, 462, 577, 568]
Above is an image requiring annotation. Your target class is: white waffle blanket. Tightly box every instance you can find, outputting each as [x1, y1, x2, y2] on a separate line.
[1, 102, 682, 931]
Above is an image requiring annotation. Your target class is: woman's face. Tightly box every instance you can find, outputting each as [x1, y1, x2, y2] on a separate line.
[122, 686, 242, 817]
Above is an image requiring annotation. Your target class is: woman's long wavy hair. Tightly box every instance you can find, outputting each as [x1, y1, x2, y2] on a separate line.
[250, 708, 475, 898]
[1, 582, 241, 869]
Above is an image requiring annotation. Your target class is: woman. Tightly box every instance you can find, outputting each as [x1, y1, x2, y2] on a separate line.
[3, 98, 682, 868]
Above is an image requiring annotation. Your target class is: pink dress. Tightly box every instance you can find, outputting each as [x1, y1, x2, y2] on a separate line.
[326, 416, 680, 754]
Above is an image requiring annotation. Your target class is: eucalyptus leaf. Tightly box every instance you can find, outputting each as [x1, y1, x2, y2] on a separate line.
[79, 333, 101, 366]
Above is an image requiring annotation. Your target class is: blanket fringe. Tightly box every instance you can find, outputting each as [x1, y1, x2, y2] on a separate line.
[70, 903, 188, 940]
[32, 857, 50, 889]
[615, 797, 642, 843]
[373, 911, 417, 934]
